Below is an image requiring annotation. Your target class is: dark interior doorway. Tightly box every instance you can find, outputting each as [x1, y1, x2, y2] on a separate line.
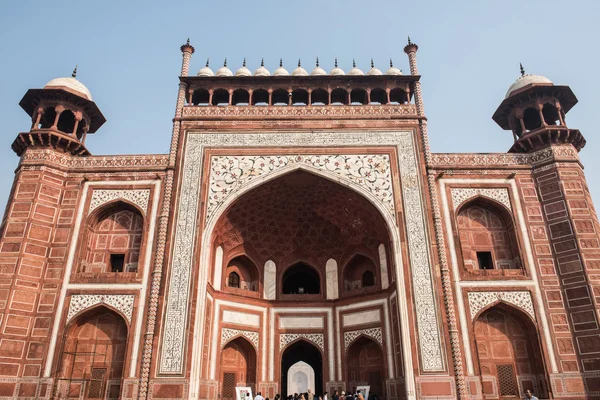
[282, 263, 320, 294]
[281, 340, 323, 396]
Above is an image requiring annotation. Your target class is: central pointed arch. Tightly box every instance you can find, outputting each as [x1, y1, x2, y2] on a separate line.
[281, 340, 323, 397]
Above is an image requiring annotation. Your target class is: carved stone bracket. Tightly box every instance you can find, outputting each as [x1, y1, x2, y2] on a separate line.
[279, 333, 324, 351]
[344, 327, 383, 351]
[467, 291, 535, 321]
[221, 328, 259, 349]
[89, 189, 151, 215]
[67, 294, 135, 323]
[450, 188, 512, 212]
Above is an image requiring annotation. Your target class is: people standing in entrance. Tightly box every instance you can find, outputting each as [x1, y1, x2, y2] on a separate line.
[308, 389, 314, 400]
[323, 391, 328, 400]
[255, 392, 265, 400]
[524, 390, 539, 400]
[332, 390, 339, 400]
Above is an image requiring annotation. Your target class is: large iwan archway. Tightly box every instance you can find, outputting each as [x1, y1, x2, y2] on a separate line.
[281, 340, 323, 397]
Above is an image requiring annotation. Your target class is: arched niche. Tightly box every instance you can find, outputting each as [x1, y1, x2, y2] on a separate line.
[219, 337, 257, 400]
[224, 255, 260, 293]
[347, 336, 385, 399]
[281, 340, 323, 397]
[456, 198, 522, 274]
[342, 254, 378, 294]
[54, 306, 128, 399]
[80, 201, 144, 275]
[473, 303, 548, 399]
[281, 262, 321, 296]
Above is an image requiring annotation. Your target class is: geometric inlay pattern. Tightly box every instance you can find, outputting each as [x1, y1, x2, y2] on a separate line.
[397, 133, 444, 371]
[89, 189, 151, 215]
[209, 154, 394, 220]
[159, 130, 443, 374]
[467, 291, 536, 321]
[451, 188, 512, 212]
[221, 328, 259, 349]
[67, 294, 135, 323]
[344, 327, 383, 351]
[280, 333, 324, 351]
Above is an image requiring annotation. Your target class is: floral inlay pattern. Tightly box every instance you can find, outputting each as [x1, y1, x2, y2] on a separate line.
[89, 189, 151, 215]
[279, 333, 324, 351]
[468, 291, 535, 321]
[451, 188, 512, 212]
[221, 328, 259, 349]
[344, 327, 383, 350]
[67, 294, 135, 323]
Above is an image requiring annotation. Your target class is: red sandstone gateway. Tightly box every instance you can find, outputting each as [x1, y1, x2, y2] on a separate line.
[0, 39, 597, 400]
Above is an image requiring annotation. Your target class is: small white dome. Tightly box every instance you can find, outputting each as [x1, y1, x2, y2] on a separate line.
[330, 59, 345, 76]
[292, 60, 308, 76]
[505, 73, 553, 98]
[367, 60, 382, 76]
[254, 59, 270, 76]
[197, 59, 215, 77]
[235, 59, 251, 77]
[216, 59, 233, 77]
[310, 58, 327, 76]
[45, 76, 92, 100]
[348, 60, 364, 76]
[273, 59, 289, 76]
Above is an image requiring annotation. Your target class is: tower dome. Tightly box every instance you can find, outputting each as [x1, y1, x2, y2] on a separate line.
[386, 59, 402, 75]
[273, 59, 289, 76]
[197, 59, 215, 77]
[292, 60, 308, 76]
[310, 58, 327, 76]
[367, 59, 382, 76]
[235, 58, 252, 77]
[505, 64, 552, 98]
[348, 60, 364, 76]
[254, 59, 271, 76]
[330, 58, 345, 76]
[216, 59, 233, 77]
[44, 70, 92, 101]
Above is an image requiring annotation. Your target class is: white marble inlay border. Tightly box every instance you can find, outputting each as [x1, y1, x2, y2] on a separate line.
[221, 328, 259, 349]
[89, 189, 151, 215]
[280, 333, 324, 351]
[67, 294, 135, 323]
[450, 188, 512, 212]
[468, 291, 535, 321]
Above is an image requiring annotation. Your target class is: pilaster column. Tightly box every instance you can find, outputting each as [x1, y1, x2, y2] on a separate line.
[52, 105, 64, 130]
[32, 107, 44, 130]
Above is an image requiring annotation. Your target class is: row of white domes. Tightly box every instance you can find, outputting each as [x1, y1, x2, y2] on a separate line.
[197, 59, 403, 77]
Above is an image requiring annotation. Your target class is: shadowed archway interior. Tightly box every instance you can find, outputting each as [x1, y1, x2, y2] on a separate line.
[281, 340, 323, 397]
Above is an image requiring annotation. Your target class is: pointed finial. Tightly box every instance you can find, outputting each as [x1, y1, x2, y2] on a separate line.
[186, 38, 190, 45]
[243, 57, 246, 67]
[408, 36, 412, 45]
[316, 57, 320, 67]
[390, 58, 393, 68]
[353, 59, 356, 68]
[223, 58, 227, 67]
[298, 59, 301, 67]
[279, 58, 283, 67]
[335, 58, 338, 68]
[520, 63, 525, 76]
[71, 65, 77, 78]
[180, 38, 195, 54]
[261, 58, 264, 67]
[205, 58, 210, 67]
[371, 58, 374, 68]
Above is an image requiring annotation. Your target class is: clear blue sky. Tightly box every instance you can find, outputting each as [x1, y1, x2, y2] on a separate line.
[0, 0, 598, 209]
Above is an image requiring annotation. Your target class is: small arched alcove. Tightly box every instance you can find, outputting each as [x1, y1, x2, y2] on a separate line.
[80, 201, 144, 276]
[57, 109, 76, 134]
[456, 198, 522, 275]
[389, 88, 407, 104]
[523, 107, 542, 131]
[192, 88, 210, 105]
[225, 255, 259, 293]
[55, 306, 128, 399]
[473, 303, 548, 399]
[252, 89, 269, 106]
[331, 88, 348, 105]
[343, 254, 378, 294]
[282, 262, 320, 295]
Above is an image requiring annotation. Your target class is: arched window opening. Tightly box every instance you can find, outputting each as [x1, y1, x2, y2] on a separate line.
[192, 88, 210, 105]
[232, 89, 250, 106]
[55, 308, 127, 399]
[523, 107, 542, 131]
[347, 337, 385, 400]
[389, 88, 407, 104]
[251, 89, 269, 106]
[457, 200, 521, 273]
[228, 272, 240, 288]
[311, 89, 329, 105]
[542, 103, 560, 126]
[350, 88, 368, 105]
[344, 254, 377, 292]
[220, 337, 257, 400]
[81, 203, 144, 274]
[76, 119, 87, 139]
[331, 88, 348, 105]
[225, 255, 258, 292]
[211, 89, 230, 106]
[292, 89, 309, 105]
[370, 88, 388, 105]
[474, 305, 548, 398]
[39, 106, 57, 129]
[57, 109, 76, 134]
[282, 262, 320, 294]
[272, 89, 289, 105]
